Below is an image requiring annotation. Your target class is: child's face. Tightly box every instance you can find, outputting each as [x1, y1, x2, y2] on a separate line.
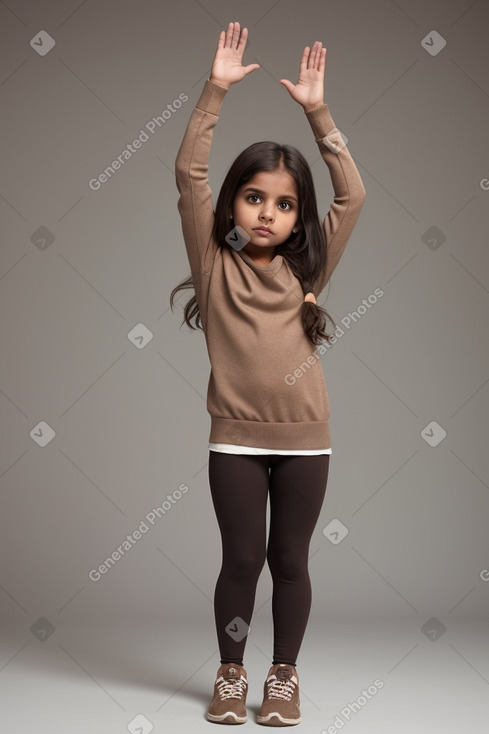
[232, 168, 299, 258]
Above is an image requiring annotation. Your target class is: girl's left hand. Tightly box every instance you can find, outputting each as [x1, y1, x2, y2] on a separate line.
[280, 41, 326, 111]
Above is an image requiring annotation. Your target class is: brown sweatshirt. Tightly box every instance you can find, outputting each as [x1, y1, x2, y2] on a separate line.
[175, 80, 366, 451]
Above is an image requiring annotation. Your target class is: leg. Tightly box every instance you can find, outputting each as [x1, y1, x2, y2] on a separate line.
[266, 454, 330, 666]
[208, 451, 270, 665]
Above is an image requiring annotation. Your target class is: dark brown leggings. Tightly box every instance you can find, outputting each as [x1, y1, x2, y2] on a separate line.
[208, 450, 330, 668]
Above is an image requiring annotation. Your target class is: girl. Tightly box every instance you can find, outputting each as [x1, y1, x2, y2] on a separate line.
[171, 21, 365, 727]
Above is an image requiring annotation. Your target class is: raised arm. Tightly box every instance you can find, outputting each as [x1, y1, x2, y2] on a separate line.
[281, 42, 366, 294]
[175, 23, 259, 277]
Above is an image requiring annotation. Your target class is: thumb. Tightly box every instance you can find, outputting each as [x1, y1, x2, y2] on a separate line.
[279, 79, 295, 95]
[244, 63, 260, 75]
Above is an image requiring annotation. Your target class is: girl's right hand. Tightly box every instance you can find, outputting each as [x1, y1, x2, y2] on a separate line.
[209, 22, 260, 89]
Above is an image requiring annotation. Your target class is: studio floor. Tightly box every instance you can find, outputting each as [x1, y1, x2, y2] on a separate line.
[0, 616, 487, 732]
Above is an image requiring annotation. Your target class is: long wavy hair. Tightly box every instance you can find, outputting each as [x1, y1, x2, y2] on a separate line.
[170, 141, 337, 345]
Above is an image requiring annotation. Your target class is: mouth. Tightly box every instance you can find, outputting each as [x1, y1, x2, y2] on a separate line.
[253, 227, 273, 235]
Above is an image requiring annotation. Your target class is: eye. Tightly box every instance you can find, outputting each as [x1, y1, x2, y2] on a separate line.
[279, 202, 293, 210]
[247, 194, 261, 203]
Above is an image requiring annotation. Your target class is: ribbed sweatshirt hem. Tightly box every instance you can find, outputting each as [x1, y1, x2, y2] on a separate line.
[209, 417, 331, 451]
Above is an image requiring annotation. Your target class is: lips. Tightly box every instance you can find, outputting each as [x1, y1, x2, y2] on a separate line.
[253, 227, 273, 234]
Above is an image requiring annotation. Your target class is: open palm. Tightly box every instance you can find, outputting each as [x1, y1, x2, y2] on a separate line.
[280, 41, 326, 110]
[210, 22, 260, 87]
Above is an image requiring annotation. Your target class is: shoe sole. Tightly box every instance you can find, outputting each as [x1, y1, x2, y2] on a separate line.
[256, 712, 301, 725]
[207, 711, 247, 724]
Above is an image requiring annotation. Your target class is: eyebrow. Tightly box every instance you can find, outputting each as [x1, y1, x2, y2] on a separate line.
[243, 187, 298, 203]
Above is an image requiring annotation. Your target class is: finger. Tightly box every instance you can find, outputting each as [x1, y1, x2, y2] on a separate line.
[238, 25, 248, 51]
[232, 20, 240, 49]
[314, 41, 323, 71]
[300, 46, 309, 77]
[224, 22, 233, 47]
[217, 29, 225, 50]
[244, 63, 260, 75]
[308, 42, 315, 69]
[279, 79, 294, 94]
[312, 41, 321, 69]
[316, 42, 323, 70]
[309, 42, 317, 69]
[319, 47, 326, 74]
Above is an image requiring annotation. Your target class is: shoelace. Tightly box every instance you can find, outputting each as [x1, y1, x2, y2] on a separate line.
[217, 673, 247, 700]
[266, 673, 297, 701]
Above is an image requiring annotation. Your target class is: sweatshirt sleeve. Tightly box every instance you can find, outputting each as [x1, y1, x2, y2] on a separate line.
[304, 102, 366, 295]
[175, 79, 229, 277]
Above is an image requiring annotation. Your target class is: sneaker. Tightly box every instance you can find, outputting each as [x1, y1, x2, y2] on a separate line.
[256, 663, 301, 726]
[206, 662, 248, 724]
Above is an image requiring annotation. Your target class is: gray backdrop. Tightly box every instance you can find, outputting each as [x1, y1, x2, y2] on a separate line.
[1, 0, 488, 730]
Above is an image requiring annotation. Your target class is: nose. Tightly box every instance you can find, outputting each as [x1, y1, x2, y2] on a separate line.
[259, 204, 274, 223]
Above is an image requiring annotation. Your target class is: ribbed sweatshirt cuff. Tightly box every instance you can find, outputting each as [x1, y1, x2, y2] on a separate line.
[195, 79, 229, 116]
[305, 103, 336, 141]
